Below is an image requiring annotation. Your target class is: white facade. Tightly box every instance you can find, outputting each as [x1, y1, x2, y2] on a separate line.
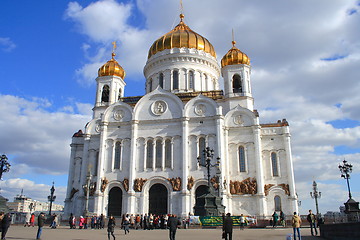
[64, 15, 298, 218]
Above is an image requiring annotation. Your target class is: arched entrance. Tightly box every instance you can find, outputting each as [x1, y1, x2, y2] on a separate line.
[149, 184, 168, 215]
[194, 185, 208, 216]
[108, 187, 122, 217]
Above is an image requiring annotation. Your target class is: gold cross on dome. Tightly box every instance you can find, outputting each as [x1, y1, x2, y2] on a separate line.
[112, 41, 117, 54]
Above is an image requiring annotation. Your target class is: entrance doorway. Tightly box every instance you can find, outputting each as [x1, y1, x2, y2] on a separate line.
[194, 185, 208, 216]
[108, 187, 122, 217]
[149, 184, 168, 215]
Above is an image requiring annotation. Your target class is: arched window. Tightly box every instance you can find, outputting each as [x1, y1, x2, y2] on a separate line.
[165, 139, 172, 168]
[274, 195, 281, 211]
[101, 85, 110, 102]
[189, 71, 194, 89]
[146, 140, 153, 169]
[149, 78, 153, 92]
[238, 146, 246, 172]
[114, 141, 121, 169]
[271, 152, 279, 176]
[155, 139, 162, 168]
[198, 137, 206, 165]
[173, 70, 179, 90]
[232, 74, 242, 93]
[118, 88, 122, 100]
[159, 73, 164, 88]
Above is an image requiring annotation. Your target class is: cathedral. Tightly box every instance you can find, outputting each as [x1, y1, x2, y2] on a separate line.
[64, 13, 298, 218]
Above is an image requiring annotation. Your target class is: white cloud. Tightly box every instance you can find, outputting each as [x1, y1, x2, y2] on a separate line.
[0, 37, 16, 52]
[65, 0, 133, 43]
[0, 95, 91, 175]
[0, 178, 66, 205]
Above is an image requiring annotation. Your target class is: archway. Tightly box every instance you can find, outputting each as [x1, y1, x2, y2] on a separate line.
[194, 185, 208, 216]
[149, 184, 168, 215]
[108, 187, 122, 217]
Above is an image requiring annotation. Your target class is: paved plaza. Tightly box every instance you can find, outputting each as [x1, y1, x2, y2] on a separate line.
[4, 225, 325, 240]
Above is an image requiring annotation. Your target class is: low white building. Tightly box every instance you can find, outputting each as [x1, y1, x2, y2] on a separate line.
[7, 192, 64, 213]
[64, 12, 298, 218]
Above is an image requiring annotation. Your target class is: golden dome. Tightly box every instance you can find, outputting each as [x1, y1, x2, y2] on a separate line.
[98, 53, 126, 79]
[148, 14, 216, 59]
[221, 41, 250, 67]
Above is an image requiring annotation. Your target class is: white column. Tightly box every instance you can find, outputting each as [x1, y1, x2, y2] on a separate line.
[171, 138, 174, 170]
[66, 143, 77, 197]
[283, 126, 298, 214]
[143, 139, 147, 171]
[152, 140, 156, 170]
[181, 117, 190, 216]
[65, 141, 79, 215]
[223, 127, 232, 213]
[252, 125, 266, 216]
[79, 136, 91, 191]
[162, 139, 165, 171]
[109, 79, 115, 104]
[215, 108, 225, 201]
[164, 69, 171, 91]
[94, 122, 108, 214]
[128, 120, 139, 214]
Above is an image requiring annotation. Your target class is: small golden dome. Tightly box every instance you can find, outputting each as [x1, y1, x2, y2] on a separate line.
[221, 41, 250, 67]
[98, 53, 126, 79]
[148, 14, 216, 59]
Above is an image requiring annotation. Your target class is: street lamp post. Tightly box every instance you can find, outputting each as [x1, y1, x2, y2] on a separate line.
[0, 154, 11, 213]
[338, 159, 359, 221]
[194, 147, 225, 216]
[48, 182, 56, 216]
[0, 154, 11, 180]
[310, 181, 321, 215]
[197, 147, 220, 189]
[338, 159, 353, 200]
[82, 167, 92, 217]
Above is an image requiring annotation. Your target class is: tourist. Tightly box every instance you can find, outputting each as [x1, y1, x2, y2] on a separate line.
[36, 212, 46, 239]
[91, 215, 97, 229]
[30, 213, 35, 227]
[107, 215, 116, 240]
[100, 214, 105, 229]
[51, 213, 58, 228]
[1, 212, 12, 240]
[123, 214, 130, 234]
[280, 211, 286, 227]
[292, 212, 302, 240]
[149, 213, 154, 229]
[130, 214, 135, 229]
[69, 213, 76, 229]
[222, 213, 233, 240]
[24, 212, 31, 227]
[239, 214, 245, 230]
[272, 211, 278, 227]
[135, 214, 141, 229]
[307, 210, 317, 236]
[143, 213, 148, 230]
[79, 216, 85, 229]
[168, 214, 181, 240]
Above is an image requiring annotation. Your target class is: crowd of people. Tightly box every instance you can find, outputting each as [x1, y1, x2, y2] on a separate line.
[67, 213, 189, 231]
[0, 210, 325, 240]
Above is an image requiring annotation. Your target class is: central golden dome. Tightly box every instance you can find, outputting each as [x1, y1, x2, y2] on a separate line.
[148, 14, 216, 59]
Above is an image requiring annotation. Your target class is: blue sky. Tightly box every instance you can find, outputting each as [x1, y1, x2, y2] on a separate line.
[1, 0, 359, 215]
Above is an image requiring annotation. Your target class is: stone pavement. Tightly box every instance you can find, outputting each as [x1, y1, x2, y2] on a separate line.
[4, 225, 326, 240]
